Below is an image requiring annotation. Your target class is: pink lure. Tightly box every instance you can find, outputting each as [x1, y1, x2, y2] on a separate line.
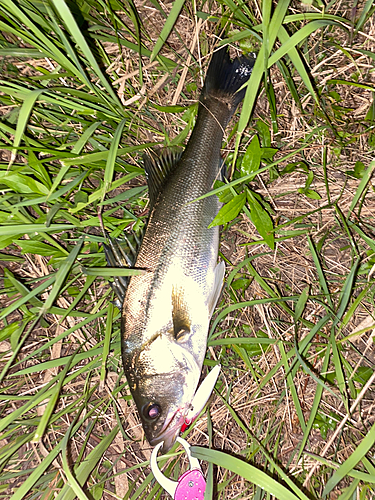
[151, 437, 206, 500]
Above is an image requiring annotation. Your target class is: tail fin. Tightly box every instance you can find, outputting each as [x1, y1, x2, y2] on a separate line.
[201, 46, 256, 110]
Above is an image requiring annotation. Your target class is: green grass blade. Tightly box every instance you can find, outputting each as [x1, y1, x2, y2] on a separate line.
[8, 444, 62, 500]
[17, 307, 109, 365]
[0, 224, 78, 236]
[13, 347, 105, 376]
[9, 88, 45, 165]
[280, 341, 306, 432]
[334, 257, 360, 326]
[297, 345, 331, 460]
[0, 379, 55, 433]
[322, 420, 375, 496]
[347, 159, 375, 218]
[1, 0, 82, 77]
[307, 236, 333, 308]
[150, 0, 186, 62]
[82, 266, 147, 277]
[71, 121, 102, 155]
[294, 285, 309, 323]
[59, 425, 119, 500]
[269, 20, 338, 67]
[100, 301, 114, 389]
[192, 448, 309, 500]
[103, 118, 127, 200]
[41, 237, 84, 314]
[275, 25, 318, 103]
[0, 275, 55, 321]
[51, 0, 123, 108]
[355, 0, 375, 33]
[32, 353, 75, 442]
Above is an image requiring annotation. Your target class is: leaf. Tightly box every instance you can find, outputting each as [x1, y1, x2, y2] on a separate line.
[208, 192, 246, 228]
[247, 190, 274, 249]
[294, 285, 309, 323]
[261, 147, 278, 159]
[269, 20, 340, 68]
[150, 0, 186, 62]
[276, 25, 318, 104]
[327, 79, 375, 92]
[241, 135, 262, 179]
[192, 447, 309, 500]
[41, 237, 84, 314]
[303, 188, 322, 200]
[0, 224, 78, 236]
[323, 419, 375, 496]
[231, 0, 292, 169]
[9, 88, 45, 166]
[58, 426, 119, 500]
[81, 267, 147, 277]
[8, 441, 61, 500]
[51, 0, 122, 108]
[256, 120, 271, 147]
[0, 172, 49, 195]
[213, 181, 233, 204]
[305, 170, 314, 189]
[307, 236, 333, 307]
[0, 275, 55, 321]
[32, 353, 75, 442]
[16, 240, 65, 258]
[102, 118, 127, 201]
[355, 0, 374, 32]
[347, 159, 375, 218]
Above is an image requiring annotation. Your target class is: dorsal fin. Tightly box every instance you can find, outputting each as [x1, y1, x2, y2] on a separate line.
[143, 147, 183, 208]
[103, 230, 144, 307]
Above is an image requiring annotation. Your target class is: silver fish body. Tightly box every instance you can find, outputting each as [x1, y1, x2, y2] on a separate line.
[107, 47, 255, 452]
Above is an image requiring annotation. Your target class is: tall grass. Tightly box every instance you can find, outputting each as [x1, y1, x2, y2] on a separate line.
[0, 0, 374, 498]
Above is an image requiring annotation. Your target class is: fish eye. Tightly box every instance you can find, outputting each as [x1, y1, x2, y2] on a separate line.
[143, 403, 161, 420]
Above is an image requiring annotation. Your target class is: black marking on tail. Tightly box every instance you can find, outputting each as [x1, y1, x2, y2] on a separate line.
[201, 46, 256, 109]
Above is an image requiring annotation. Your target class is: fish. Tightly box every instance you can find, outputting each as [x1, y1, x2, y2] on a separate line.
[104, 46, 255, 453]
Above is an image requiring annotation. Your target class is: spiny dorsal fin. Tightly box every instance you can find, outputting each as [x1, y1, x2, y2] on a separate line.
[143, 147, 183, 208]
[171, 285, 191, 343]
[103, 231, 144, 306]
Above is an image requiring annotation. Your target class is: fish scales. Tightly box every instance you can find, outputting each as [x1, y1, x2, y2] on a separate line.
[105, 47, 255, 452]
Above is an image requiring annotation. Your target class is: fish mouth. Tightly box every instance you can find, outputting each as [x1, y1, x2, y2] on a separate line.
[149, 407, 187, 453]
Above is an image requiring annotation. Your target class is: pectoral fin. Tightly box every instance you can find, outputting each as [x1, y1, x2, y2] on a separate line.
[208, 261, 225, 317]
[171, 285, 191, 343]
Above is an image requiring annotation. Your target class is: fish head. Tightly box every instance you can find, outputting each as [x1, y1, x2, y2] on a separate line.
[124, 317, 208, 453]
[122, 266, 222, 453]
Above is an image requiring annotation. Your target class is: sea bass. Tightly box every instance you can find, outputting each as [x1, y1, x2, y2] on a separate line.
[105, 47, 255, 452]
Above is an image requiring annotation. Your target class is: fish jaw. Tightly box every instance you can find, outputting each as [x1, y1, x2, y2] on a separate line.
[148, 406, 187, 453]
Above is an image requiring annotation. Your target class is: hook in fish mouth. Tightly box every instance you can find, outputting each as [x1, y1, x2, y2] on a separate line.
[149, 365, 221, 453]
[149, 406, 187, 453]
